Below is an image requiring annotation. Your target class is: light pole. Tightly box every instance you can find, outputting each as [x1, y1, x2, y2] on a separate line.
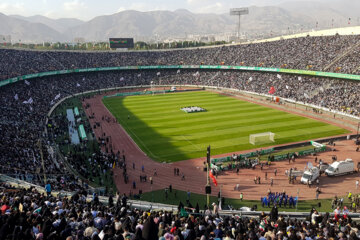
[206, 145, 211, 207]
[296, 188, 299, 212]
[230, 8, 249, 41]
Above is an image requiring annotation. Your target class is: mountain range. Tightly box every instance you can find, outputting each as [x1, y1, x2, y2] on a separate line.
[0, 0, 359, 43]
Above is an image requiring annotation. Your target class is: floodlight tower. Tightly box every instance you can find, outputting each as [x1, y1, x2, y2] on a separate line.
[230, 8, 249, 40]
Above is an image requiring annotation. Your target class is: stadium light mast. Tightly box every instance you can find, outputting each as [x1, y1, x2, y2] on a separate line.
[230, 8, 249, 40]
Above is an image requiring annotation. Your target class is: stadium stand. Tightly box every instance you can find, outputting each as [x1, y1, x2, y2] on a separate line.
[1, 181, 360, 240]
[1, 35, 360, 81]
[1, 35, 360, 239]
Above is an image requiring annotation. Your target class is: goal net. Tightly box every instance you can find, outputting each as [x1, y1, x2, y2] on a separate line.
[249, 132, 275, 145]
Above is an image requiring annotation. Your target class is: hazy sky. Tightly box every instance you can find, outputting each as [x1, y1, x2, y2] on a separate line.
[0, 0, 329, 20]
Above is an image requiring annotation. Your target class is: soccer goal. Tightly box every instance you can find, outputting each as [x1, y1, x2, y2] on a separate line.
[249, 132, 275, 145]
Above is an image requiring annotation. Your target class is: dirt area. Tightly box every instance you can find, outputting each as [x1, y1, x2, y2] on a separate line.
[82, 87, 360, 200]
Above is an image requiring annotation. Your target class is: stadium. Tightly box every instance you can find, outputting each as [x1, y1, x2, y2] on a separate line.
[1, 15, 360, 239]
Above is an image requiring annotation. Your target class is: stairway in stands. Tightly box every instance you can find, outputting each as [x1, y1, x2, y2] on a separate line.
[323, 41, 360, 72]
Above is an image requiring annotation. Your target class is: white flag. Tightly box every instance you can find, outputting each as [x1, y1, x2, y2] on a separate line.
[76, 83, 81, 87]
[319, 86, 324, 92]
[24, 80, 30, 85]
[248, 77, 253, 82]
[193, 71, 200, 77]
[82, 77, 85, 81]
[50, 100, 55, 105]
[304, 93, 309, 98]
[120, 77, 124, 81]
[137, 73, 141, 77]
[157, 72, 161, 76]
[276, 74, 282, 79]
[23, 97, 33, 104]
[298, 77, 302, 81]
[177, 69, 181, 74]
[14, 94, 19, 100]
[54, 93, 61, 100]
[286, 85, 290, 89]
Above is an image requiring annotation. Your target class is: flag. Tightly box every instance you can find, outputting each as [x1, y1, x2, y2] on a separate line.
[259, 220, 266, 232]
[157, 72, 161, 76]
[14, 94, 19, 100]
[307, 162, 313, 169]
[137, 73, 141, 77]
[82, 77, 85, 81]
[120, 77, 124, 81]
[209, 171, 218, 186]
[76, 83, 81, 87]
[24, 80, 30, 85]
[180, 207, 189, 217]
[50, 100, 55, 105]
[319, 86, 324, 92]
[268, 86, 276, 95]
[54, 93, 61, 100]
[193, 71, 200, 77]
[276, 74, 282, 79]
[248, 77, 253, 82]
[23, 97, 33, 104]
[112, 161, 116, 169]
[177, 69, 181, 74]
[286, 85, 290, 89]
[304, 93, 310, 98]
[298, 77, 302, 81]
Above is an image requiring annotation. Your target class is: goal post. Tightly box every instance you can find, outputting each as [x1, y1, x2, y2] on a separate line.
[249, 132, 275, 145]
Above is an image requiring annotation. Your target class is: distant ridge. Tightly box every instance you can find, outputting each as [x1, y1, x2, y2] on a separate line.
[0, 0, 358, 42]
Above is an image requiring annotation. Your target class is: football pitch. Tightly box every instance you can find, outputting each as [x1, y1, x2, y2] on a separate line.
[103, 91, 349, 162]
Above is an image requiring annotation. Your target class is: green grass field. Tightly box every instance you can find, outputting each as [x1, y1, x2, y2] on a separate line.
[103, 91, 349, 162]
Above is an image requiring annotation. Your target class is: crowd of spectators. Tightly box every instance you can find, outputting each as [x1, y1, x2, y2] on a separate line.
[1, 35, 360, 81]
[0, 71, 155, 190]
[0, 67, 359, 192]
[2, 184, 360, 240]
[0, 34, 359, 202]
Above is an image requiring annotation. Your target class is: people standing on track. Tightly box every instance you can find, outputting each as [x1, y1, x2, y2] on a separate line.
[274, 168, 277, 176]
[181, 173, 185, 181]
[270, 178, 273, 186]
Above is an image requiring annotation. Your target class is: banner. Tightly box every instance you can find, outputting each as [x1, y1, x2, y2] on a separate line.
[298, 149, 315, 156]
[1, 65, 359, 88]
